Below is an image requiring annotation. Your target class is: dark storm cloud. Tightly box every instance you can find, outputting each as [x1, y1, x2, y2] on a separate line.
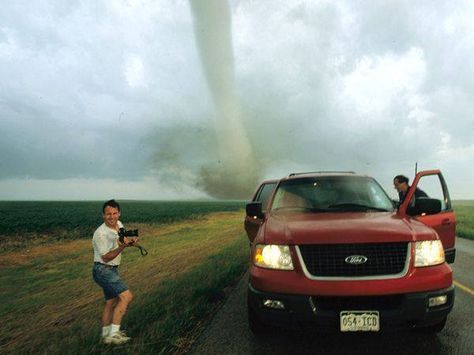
[0, 0, 473, 199]
[0, 103, 150, 180]
[0, 0, 199, 184]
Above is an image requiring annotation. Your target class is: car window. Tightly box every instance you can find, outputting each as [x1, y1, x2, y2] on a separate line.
[409, 174, 449, 211]
[255, 183, 277, 212]
[271, 176, 394, 212]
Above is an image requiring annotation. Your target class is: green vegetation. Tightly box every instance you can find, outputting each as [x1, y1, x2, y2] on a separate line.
[0, 200, 244, 251]
[0, 211, 248, 354]
[453, 201, 474, 240]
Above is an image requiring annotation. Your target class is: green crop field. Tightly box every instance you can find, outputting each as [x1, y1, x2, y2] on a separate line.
[453, 200, 474, 240]
[0, 200, 244, 251]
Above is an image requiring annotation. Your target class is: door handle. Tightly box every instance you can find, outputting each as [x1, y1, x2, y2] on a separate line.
[441, 219, 451, 225]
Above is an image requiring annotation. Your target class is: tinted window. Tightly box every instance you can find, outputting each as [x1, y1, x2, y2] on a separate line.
[409, 174, 450, 211]
[271, 176, 394, 212]
[255, 183, 277, 211]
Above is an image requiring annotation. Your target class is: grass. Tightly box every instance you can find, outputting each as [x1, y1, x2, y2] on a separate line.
[0, 211, 249, 354]
[453, 201, 474, 240]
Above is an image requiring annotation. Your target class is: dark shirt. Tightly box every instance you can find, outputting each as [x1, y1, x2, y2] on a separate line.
[399, 186, 428, 203]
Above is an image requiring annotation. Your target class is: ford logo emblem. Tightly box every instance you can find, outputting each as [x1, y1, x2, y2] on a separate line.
[345, 255, 368, 265]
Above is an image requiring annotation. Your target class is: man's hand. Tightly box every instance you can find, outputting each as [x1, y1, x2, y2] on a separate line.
[118, 238, 130, 247]
[120, 236, 139, 246]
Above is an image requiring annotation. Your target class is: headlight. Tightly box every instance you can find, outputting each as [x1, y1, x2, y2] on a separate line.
[414, 240, 445, 267]
[254, 244, 294, 270]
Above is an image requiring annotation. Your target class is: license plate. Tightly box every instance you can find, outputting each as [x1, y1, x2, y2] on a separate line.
[340, 311, 380, 332]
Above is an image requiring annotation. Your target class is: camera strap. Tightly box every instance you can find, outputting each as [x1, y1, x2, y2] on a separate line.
[136, 245, 148, 256]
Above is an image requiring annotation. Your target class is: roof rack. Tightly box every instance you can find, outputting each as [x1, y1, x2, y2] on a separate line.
[288, 171, 356, 177]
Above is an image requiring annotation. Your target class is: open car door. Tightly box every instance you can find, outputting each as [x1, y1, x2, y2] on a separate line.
[398, 169, 456, 263]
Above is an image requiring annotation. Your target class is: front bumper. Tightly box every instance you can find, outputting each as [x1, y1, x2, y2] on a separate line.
[248, 283, 455, 332]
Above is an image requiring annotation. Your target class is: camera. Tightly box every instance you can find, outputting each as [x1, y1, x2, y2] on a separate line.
[118, 228, 139, 245]
[118, 228, 147, 256]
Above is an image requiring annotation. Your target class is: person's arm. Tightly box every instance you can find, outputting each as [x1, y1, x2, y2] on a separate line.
[415, 187, 428, 198]
[101, 243, 127, 263]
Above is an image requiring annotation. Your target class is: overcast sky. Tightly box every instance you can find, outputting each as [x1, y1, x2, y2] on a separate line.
[1, 0, 473, 200]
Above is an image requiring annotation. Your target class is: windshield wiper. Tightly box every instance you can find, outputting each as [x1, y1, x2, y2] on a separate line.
[327, 203, 391, 212]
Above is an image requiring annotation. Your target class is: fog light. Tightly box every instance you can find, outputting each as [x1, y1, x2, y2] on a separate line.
[263, 299, 285, 309]
[429, 295, 447, 307]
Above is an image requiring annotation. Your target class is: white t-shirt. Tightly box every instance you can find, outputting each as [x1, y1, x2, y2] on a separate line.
[92, 221, 124, 266]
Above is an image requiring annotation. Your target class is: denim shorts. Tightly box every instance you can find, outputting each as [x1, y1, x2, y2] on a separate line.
[92, 263, 129, 300]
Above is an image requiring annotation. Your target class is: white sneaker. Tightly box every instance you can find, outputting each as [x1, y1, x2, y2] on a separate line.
[103, 331, 131, 345]
[119, 330, 129, 337]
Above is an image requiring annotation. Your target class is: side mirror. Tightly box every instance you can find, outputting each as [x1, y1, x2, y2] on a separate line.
[246, 202, 264, 219]
[407, 198, 441, 216]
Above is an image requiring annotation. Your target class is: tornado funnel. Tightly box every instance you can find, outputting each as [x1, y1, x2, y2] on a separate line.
[189, 0, 259, 199]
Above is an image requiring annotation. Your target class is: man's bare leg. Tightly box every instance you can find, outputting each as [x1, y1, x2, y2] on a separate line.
[112, 290, 133, 326]
[102, 298, 118, 326]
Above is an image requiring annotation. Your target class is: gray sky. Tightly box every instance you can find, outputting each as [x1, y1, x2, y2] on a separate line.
[1, 0, 473, 200]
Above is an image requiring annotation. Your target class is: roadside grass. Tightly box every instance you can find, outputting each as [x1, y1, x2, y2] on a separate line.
[453, 201, 474, 240]
[0, 211, 249, 354]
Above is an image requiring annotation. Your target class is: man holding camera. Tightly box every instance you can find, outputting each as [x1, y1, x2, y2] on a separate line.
[92, 199, 137, 345]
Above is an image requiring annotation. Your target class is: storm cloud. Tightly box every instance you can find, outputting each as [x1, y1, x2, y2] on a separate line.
[0, 0, 473, 200]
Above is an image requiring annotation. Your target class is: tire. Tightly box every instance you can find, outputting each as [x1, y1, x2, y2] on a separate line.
[419, 317, 447, 334]
[248, 299, 266, 335]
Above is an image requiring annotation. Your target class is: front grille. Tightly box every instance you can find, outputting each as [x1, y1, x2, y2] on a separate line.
[313, 295, 403, 311]
[299, 242, 408, 277]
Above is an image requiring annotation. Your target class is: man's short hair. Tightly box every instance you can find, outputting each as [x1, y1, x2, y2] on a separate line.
[103, 199, 121, 213]
[394, 175, 409, 184]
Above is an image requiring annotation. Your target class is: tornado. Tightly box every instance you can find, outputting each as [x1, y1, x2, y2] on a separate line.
[189, 0, 259, 199]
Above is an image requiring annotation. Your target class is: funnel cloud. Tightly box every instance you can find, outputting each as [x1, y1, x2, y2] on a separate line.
[188, 0, 260, 198]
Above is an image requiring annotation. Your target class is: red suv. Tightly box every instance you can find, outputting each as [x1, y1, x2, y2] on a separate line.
[244, 170, 455, 334]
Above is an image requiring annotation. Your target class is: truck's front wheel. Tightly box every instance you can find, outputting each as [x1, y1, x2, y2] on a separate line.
[248, 297, 266, 335]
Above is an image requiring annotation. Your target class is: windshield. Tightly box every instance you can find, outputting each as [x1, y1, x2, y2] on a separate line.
[271, 176, 394, 213]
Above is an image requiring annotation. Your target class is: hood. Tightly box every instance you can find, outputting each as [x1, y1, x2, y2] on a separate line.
[262, 211, 436, 245]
